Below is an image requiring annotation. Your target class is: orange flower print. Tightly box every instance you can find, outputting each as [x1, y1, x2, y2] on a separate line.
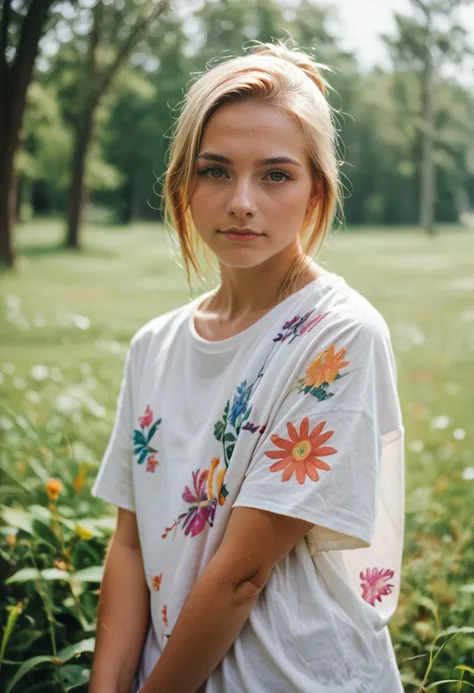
[304, 344, 349, 389]
[146, 453, 159, 473]
[162, 605, 168, 628]
[265, 417, 336, 484]
[152, 574, 163, 591]
[207, 457, 226, 507]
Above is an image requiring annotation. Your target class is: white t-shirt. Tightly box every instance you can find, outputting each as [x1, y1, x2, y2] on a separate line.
[92, 271, 405, 693]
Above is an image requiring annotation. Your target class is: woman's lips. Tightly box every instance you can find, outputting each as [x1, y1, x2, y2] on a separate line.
[219, 231, 263, 241]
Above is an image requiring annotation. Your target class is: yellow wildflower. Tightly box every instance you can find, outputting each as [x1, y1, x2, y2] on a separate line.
[75, 524, 93, 541]
[6, 535, 17, 547]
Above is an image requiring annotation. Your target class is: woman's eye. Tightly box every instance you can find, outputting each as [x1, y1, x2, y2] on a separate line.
[197, 167, 226, 179]
[267, 170, 291, 183]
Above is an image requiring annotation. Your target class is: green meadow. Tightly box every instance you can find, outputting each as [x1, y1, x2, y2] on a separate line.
[1, 220, 473, 692]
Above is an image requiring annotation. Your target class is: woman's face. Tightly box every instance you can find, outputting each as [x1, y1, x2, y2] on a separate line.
[189, 100, 317, 270]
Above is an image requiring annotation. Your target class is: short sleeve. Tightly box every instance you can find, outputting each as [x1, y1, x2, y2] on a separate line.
[232, 316, 404, 555]
[91, 340, 137, 512]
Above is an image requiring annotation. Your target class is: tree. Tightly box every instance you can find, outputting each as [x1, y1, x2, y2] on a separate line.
[0, 0, 56, 266]
[101, 16, 192, 224]
[386, 0, 473, 234]
[63, 0, 169, 249]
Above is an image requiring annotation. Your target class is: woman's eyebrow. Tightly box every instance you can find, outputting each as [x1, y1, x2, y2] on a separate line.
[197, 152, 302, 167]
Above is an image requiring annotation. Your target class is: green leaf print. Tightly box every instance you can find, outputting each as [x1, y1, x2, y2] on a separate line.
[223, 401, 229, 424]
[309, 388, 334, 401]
[133, 430, 147, 447]
[214, 420, 225, 442]
[242, 406, 252, 424]
[147, 418, 162, 444]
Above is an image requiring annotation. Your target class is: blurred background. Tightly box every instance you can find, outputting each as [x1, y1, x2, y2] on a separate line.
[1, 1, 473, 692]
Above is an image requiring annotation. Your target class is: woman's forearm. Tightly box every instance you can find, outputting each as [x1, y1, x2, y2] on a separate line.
[140, 559, 262, 693]
[89, 539, 151, 693]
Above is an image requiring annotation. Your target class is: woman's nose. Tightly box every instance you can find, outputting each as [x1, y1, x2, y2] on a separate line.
[226, 179, 256, 218]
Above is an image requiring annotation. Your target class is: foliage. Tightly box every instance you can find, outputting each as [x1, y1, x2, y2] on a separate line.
[17, 0, 474, 226]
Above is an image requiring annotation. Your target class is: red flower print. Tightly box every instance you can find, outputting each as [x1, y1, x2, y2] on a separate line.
[139, 405, 153, 429]
[146, 452, 159, 473]
[360, 567, 395, 606]
[151, 574, 162, 591]
[265, 417, 336, 484]
[162, 605, 168, 628]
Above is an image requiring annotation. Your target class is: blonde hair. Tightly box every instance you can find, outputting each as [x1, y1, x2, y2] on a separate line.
[163, 40, 342, 300]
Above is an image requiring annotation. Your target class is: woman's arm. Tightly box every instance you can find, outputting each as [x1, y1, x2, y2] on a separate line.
[140, 506, 313, 693]
[89, 508, 150, 693]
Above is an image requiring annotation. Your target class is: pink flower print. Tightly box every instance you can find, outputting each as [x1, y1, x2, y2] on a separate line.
[146, 452, 159, 473]
[139, 404, 153, 429]
[299, 312, 329, 335]
[182, 469, 217, 537]
[273, 310, 328, 344]
[161, 469, 218, 540]
[360, 567, 395, 606]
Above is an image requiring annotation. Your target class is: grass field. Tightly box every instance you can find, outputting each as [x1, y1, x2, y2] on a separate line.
[1, 219, 473, 692]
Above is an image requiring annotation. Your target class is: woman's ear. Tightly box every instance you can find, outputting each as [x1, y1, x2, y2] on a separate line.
[306, 178, 323, 213]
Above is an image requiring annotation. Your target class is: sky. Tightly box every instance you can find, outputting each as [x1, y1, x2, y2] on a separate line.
[318, 0, 474, 74]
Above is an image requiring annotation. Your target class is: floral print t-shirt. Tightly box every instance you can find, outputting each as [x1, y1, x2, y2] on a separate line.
[91, 271, 405, 693]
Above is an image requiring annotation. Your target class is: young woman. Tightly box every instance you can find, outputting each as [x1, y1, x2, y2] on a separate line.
[90, 41, 405, 693]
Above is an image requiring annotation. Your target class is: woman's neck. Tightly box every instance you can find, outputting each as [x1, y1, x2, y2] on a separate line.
[203, 255, 322, 322]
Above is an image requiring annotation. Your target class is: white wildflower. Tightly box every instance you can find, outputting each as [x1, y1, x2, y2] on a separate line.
[408, 440, 424, 453]
[31, 365, 49, 381]
[73, 315, 90, 330]
[430, 416, 450, 430]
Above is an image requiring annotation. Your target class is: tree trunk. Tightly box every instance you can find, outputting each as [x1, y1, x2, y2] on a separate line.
[419, 20, 436, 236]
[63, 0, 168, 248]
[121, 177, 134, 224]
[15, 170, 23, 222]
[0, 123, 16, 266]
[65, 103, 95, 249]
[0, 0, 54, 266]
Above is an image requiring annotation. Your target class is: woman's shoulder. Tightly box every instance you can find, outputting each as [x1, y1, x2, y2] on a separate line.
[126, 295, 201, 355]
[302, 272, 392, 347]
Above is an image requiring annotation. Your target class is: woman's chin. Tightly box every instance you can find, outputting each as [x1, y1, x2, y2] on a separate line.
[216, 250, 271, 269]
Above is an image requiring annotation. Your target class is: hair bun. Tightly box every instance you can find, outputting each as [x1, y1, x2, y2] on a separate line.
[249, 41, 329, 98]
